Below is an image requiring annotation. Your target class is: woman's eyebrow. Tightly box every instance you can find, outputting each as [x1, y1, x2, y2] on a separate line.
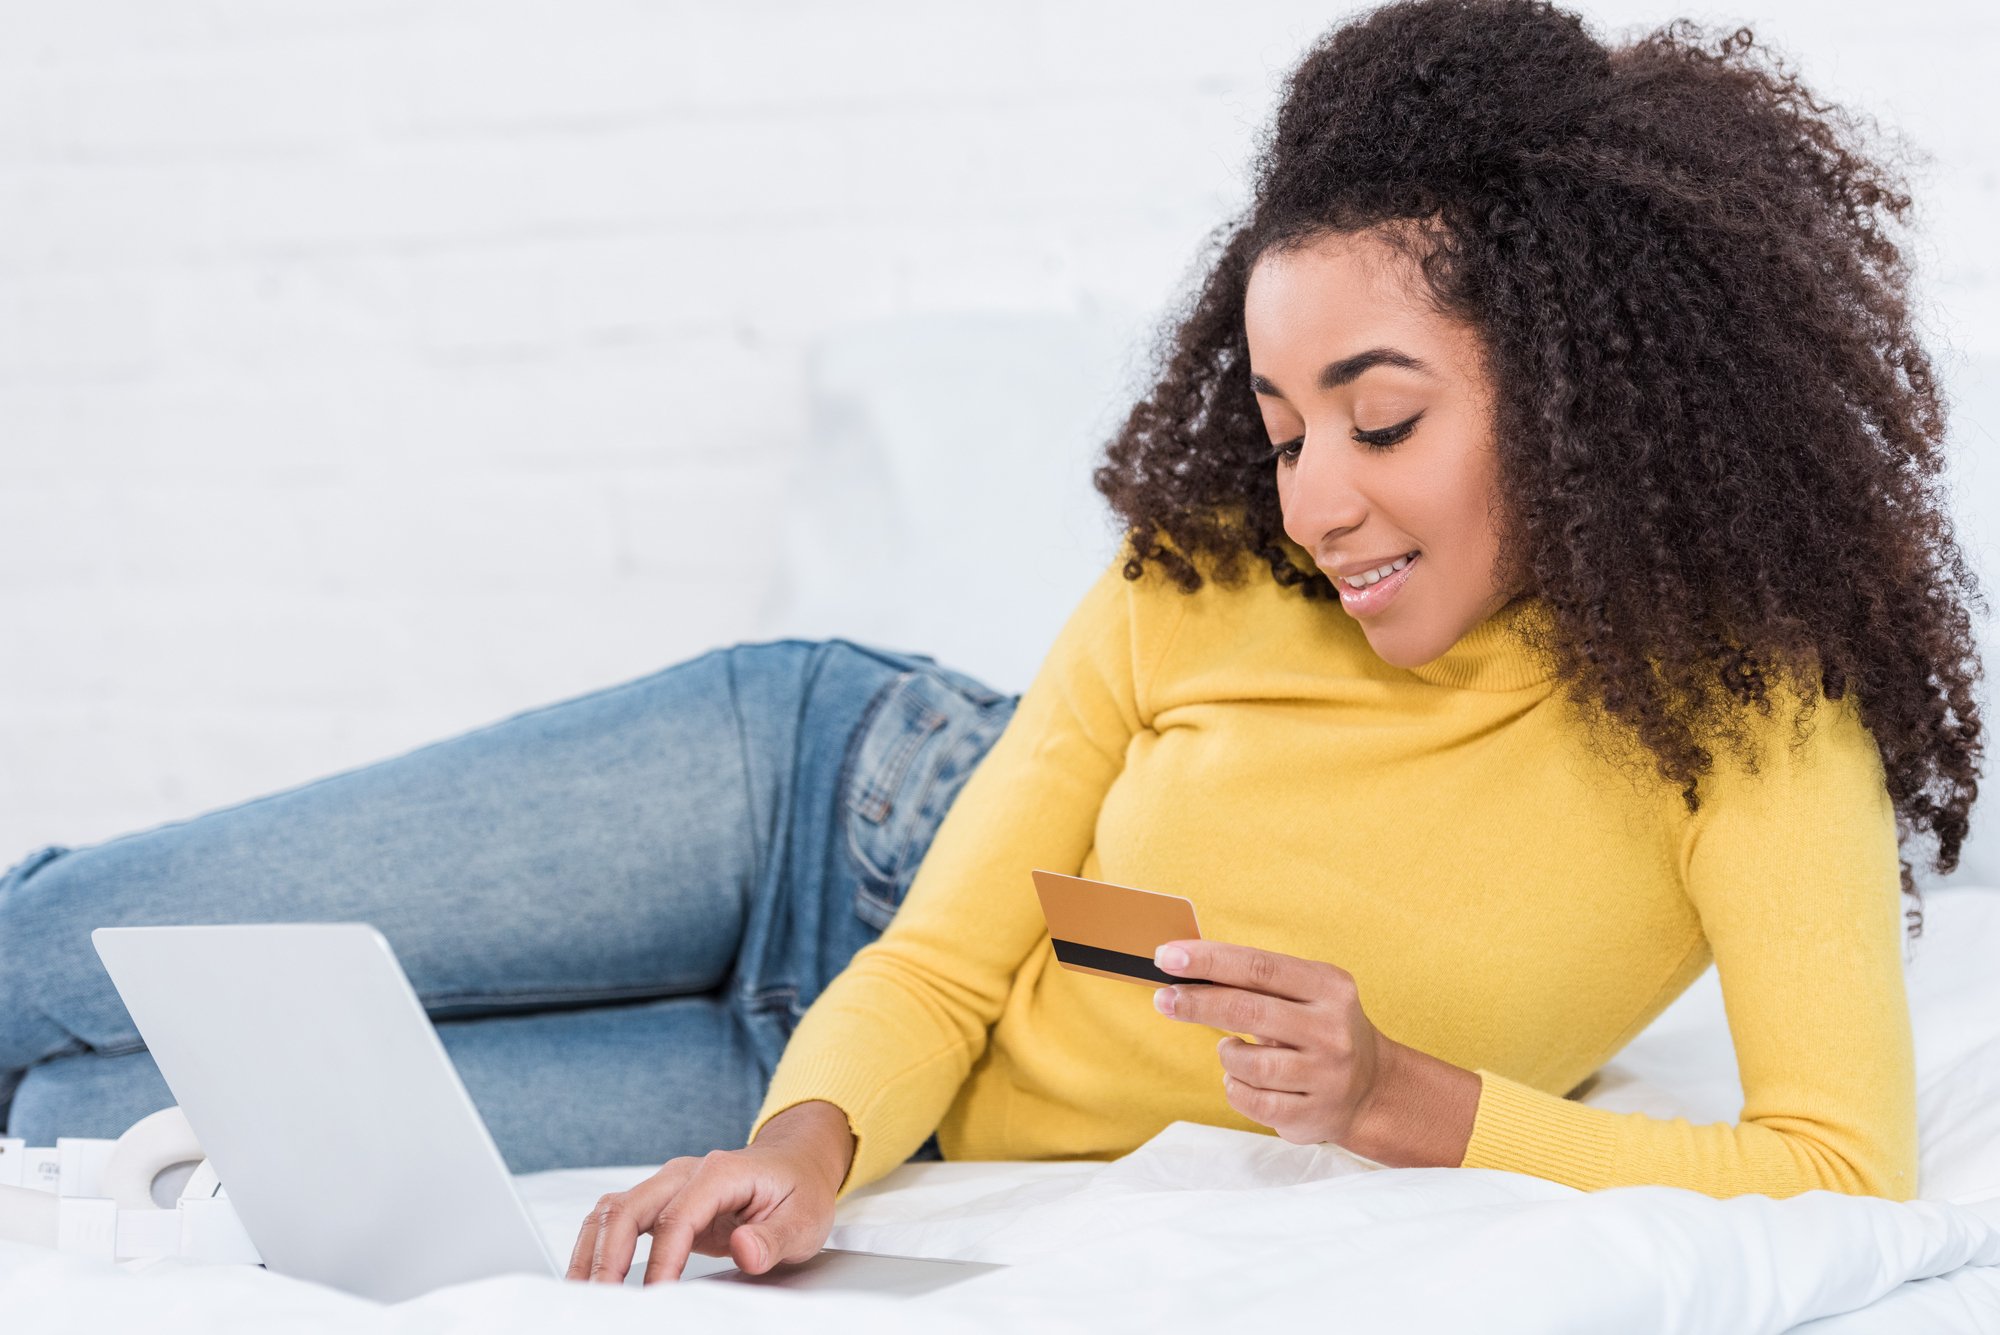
[1249, 346, 1432, 397]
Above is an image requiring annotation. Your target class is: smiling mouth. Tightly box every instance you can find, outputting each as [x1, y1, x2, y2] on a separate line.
[1330, 550, 1421, 588]
[1333, 551, 1421, 616]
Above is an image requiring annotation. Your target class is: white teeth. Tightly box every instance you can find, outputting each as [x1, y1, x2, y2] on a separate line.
[1341, 552, 1417, 589]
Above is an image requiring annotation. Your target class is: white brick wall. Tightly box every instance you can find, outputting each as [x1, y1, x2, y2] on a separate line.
[2, 0, 1994, 858]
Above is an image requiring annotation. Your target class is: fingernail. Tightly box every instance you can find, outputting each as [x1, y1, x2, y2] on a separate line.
[1155, 944, 1188, 970]
[1153, 985, 1177, 1015]
[751, 1237, 767, 1269]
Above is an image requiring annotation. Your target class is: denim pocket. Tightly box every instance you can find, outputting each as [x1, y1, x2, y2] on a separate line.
[838, 664, 1015, 931]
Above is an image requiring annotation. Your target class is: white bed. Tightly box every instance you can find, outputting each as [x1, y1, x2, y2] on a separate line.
[4, 883, 1997, 1334]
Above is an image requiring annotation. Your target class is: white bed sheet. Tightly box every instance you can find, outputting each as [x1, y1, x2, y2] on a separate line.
[4, 885, 1997, 1334]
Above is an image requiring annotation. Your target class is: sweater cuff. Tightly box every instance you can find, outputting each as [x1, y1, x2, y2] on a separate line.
[1459, 1068, 1618, 1192]
[747, 1048, 954, 1202]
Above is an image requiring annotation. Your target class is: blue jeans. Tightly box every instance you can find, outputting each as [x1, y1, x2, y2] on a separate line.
[0, 638, 1018, 1174]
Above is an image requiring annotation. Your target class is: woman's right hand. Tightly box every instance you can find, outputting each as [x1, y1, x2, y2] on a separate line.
[566, 1106, 852, 1285]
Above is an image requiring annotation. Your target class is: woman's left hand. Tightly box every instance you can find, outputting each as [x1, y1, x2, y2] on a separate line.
[1150, 938, 1395, 1148]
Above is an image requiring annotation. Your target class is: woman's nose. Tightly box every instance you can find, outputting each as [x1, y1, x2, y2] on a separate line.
[1281, 438, 1368, 548]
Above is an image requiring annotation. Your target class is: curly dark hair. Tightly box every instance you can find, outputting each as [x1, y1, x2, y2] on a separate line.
[1090, 0, 1984, 937]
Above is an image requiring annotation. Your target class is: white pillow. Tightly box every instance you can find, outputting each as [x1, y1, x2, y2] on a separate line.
[752, 308, 1152, 696]
[1906, 884, 2000, 1203]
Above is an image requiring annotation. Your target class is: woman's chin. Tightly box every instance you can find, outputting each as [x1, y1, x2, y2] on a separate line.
[1357, 621, 1435, 670]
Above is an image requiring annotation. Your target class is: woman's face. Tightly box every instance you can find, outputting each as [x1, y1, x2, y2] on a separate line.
[1244, 229, 1518, 669]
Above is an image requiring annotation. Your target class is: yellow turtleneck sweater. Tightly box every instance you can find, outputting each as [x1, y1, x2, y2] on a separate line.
[747, 537, 1918, 1203]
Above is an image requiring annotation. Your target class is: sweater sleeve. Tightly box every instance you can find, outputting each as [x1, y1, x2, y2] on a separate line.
[1457, 677, 1919, 1200]
[745, 545, 1172, 1199]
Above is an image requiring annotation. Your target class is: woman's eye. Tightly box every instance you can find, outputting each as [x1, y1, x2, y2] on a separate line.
[1353, 411, 1423, 450]
[1269, 411, 1424, 466]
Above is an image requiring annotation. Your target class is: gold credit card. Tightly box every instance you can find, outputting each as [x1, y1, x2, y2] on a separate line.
[1030, 869, 1205, 986]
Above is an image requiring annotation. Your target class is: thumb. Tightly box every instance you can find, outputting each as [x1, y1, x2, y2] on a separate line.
[734, 1206, 820, 1275]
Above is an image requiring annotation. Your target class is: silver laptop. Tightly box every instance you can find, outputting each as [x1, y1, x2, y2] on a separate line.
[90, 922, 1004, 1304]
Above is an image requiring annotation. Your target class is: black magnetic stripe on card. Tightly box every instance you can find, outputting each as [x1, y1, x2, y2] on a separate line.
[1050, 938, 1194, 985]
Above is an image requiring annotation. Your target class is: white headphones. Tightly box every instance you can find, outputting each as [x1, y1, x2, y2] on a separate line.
[0, 1105, 216, 1251]
[102, 1105, 207, 1209]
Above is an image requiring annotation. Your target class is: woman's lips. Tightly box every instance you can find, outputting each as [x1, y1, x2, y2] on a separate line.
[1335, 552, 1419, 616]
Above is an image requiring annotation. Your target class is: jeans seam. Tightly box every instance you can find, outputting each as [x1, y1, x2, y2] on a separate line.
[722, 645, 767, 901]
[34, 1035, 107, 1060]
[419, 981, 704, 1010]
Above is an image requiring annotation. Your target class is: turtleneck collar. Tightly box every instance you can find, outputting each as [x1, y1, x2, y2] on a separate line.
[1401, 594, 1557, 692]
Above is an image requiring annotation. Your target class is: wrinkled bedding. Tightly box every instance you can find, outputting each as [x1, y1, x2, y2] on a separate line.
[4, 886, 1997, 1334]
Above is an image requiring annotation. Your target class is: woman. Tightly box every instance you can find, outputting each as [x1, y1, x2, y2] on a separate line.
[0, 0, 1979, 1290]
